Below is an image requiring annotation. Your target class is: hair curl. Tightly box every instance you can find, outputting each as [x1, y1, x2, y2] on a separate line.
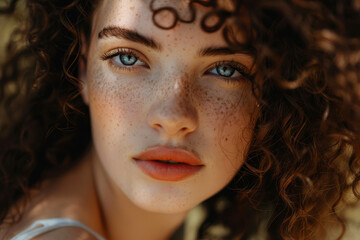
[0, 0, 360, 239]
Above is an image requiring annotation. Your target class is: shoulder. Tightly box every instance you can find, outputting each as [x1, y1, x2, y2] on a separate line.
[2, 218, 105, 240]
[2, 223, 101, 240]
[1, 223, 97, 240]
[1, 159, 103, 239]
[30, 227, 100, 240]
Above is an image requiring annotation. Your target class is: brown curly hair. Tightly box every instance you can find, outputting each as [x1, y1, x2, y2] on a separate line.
[1, 0, 360, 239]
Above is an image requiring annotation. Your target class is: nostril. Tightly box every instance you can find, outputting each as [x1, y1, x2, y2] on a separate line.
[154, 123, 162, 129]
[180, 127, 187, 132]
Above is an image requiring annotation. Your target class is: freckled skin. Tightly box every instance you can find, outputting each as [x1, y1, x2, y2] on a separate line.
[81, 0, 258, 216]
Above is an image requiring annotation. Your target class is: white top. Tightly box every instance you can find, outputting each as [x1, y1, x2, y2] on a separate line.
[10, 218, 105, 240]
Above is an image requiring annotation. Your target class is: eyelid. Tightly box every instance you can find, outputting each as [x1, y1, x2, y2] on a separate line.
[101, 48, 149, 64]
[101, 47, 150, 73]
[206, 61, 251, 79]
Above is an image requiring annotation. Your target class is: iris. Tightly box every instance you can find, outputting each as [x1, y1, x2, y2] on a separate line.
[119, 54, 138, 65]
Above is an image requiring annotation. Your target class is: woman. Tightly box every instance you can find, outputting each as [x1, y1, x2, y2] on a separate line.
[0, 0, 359, 239]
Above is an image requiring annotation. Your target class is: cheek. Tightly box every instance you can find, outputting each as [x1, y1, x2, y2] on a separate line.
[86, 66, 146, 145]
[194, 83, 256, 170]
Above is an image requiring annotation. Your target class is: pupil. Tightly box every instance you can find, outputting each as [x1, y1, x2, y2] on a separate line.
[217, 65, 235, 77]
[120, 55, 137, 65]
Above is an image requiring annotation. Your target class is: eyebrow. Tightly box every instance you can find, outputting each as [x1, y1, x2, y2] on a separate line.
[98, 26, 254, 57]
[198, 46, 255, 57]
[98, 26, 162, 50]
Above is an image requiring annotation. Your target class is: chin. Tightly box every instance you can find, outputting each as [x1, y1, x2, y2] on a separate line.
[125, 184, 204, 214]
[136, 201, 192, 214]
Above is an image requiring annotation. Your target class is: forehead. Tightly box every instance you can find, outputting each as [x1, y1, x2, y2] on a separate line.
[91, 0, 228, 46]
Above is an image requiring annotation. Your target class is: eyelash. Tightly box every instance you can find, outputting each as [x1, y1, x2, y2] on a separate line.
[101, 48, 148, 71]
[207, 61, 251, 83]
[101, 48, 251, 82]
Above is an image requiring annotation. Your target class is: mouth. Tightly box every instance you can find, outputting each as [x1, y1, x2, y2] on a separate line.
[154, 160, 186, 164]
[133, 146, 204, 181]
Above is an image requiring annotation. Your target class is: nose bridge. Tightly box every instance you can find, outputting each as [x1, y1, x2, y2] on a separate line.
[147, 74, 198, 137]
[161, 83, 194, 119]
[169, 76, 190, 104]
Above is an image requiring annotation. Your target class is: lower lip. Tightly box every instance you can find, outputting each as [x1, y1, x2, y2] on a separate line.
[134, 159, 203, 181]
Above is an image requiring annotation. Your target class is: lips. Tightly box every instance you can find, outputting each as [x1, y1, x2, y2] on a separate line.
[133, 146, 204, 181]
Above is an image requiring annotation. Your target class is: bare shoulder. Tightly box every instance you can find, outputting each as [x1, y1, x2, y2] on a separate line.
[0, 159, 103, 240]
[31, 227, 100, 240]
[0, 222, 101, 240]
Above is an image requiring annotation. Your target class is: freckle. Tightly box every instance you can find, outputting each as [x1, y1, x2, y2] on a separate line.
[130, 6, 134, 10]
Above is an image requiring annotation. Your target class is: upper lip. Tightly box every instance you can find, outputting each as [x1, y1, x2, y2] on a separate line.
[133, 146, 203, 166]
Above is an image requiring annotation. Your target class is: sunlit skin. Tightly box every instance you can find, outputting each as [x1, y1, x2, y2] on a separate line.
[78, 0, 258, 239]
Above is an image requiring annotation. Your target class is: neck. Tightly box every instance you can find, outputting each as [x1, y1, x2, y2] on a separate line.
[91, 150, 187, 240]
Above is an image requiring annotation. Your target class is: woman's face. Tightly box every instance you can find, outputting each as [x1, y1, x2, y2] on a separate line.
[81, 0, 258, 213]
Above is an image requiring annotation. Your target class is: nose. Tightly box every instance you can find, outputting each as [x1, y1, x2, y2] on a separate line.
[147, 84, 198, 138]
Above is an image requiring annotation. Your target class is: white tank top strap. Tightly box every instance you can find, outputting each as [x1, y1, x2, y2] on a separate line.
[10, 218, 106, 240]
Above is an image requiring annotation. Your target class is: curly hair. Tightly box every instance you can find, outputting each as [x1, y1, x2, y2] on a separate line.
[0, 0, 360, 239]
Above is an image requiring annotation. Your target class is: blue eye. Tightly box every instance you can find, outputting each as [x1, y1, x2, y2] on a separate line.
[117, 54, 138, 66]
[214, 65, 235, 77]
[208, 62, 248, 80]
[101, 48, 148, 70]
